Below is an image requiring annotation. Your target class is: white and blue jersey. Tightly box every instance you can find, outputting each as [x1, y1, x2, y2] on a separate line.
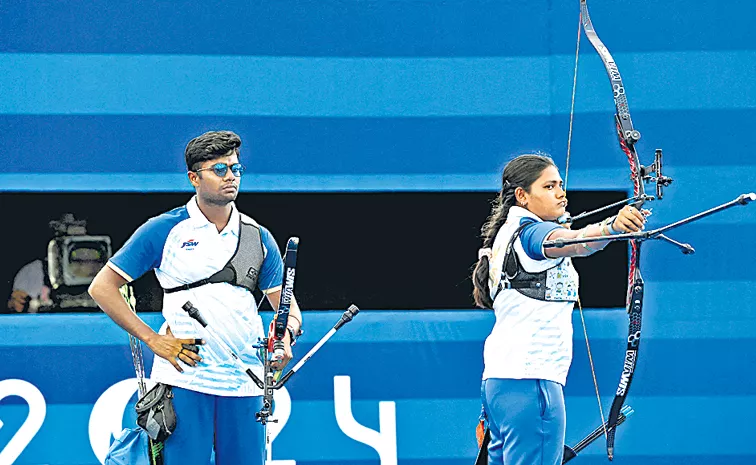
[483, 206, 579, 386]
[108, 197, 283, 396]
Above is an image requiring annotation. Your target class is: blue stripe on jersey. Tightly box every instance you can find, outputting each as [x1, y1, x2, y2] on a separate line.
[258, 226, 284, 292]
[109, 205, 190, 280]
[519, 217, 561, 261]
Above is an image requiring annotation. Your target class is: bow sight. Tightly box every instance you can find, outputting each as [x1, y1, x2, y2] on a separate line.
[640, 149, 673, 200]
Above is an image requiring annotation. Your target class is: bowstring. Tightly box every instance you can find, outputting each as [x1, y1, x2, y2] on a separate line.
[565, 7, 609, 441]
[564, 10, 581, 189]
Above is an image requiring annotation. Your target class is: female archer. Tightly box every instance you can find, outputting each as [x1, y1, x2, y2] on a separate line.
[472, 154, 646, 465]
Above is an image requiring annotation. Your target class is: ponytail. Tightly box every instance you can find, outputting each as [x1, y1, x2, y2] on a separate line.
[472, 187, 516, 308]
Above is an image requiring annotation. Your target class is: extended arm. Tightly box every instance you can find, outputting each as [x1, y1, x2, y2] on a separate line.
[545, 205, 647, 258]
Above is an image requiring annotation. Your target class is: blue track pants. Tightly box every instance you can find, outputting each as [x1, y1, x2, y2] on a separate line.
[163, 387, 265, 465]
[481, 378, 566, 465]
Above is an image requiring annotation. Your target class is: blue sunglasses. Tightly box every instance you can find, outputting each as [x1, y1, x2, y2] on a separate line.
[194, 162, 245, 178]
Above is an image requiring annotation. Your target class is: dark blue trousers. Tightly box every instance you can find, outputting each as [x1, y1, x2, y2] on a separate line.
[481, 378, 566, 465]
[163, 387, 265, 465]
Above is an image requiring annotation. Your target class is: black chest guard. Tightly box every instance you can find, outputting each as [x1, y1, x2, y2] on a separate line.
[494, 222, 578, 303]
[164, 216, 265, 294]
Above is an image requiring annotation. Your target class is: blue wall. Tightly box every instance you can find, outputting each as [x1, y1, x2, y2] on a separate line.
[1, 1, 755, 464]
[0, 0, 753, 193]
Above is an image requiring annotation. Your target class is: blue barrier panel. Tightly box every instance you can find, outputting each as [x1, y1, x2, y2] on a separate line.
[1, 310, 755, 464]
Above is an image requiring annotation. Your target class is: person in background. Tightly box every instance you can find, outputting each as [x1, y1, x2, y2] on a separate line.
[5, 214, 89, 313]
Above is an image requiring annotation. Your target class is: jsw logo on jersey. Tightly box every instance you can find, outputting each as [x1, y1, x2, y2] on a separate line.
[181, 239, 199, 250]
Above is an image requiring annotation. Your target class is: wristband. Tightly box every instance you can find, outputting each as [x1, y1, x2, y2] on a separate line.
[578, 230, 599, 253]
[606, 215, 621, 235]
[287, 325, 302, 345]
[600, 219, 611, 237]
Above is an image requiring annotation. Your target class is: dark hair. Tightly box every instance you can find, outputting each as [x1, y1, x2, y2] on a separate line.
[185, 130, 242, 171]
[472, 154, 557, 308]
